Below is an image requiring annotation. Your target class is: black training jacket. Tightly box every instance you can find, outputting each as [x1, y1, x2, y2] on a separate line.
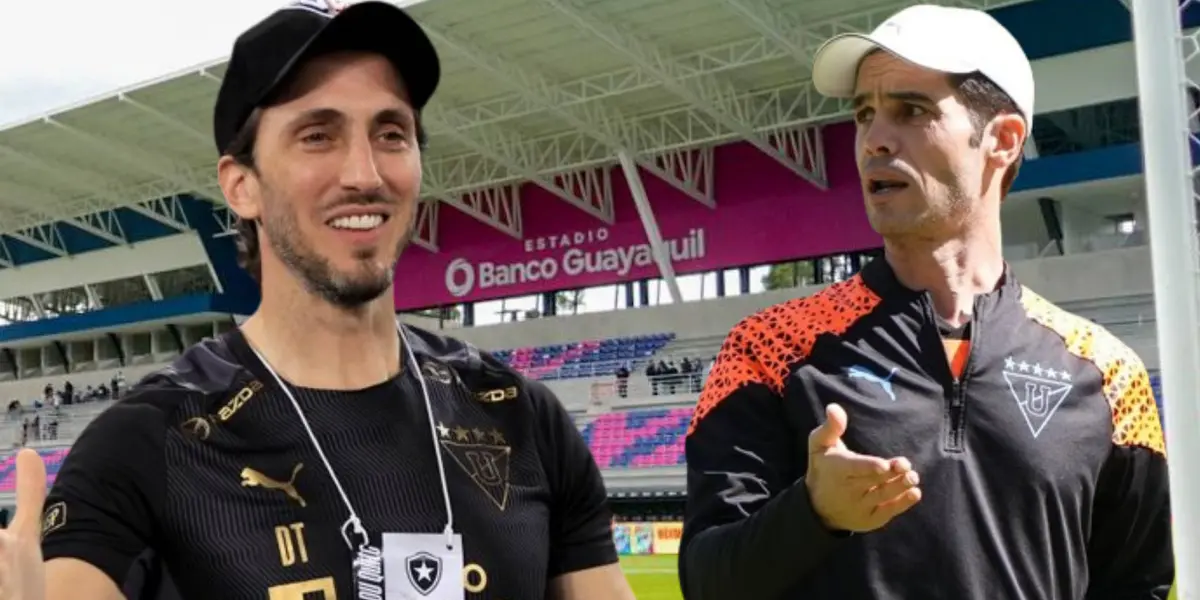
[680, 258, 1172, 600]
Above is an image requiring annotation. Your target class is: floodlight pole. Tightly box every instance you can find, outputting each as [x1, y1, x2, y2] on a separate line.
[617, 151, 683, 304]
[1130, 1, 1200, 596]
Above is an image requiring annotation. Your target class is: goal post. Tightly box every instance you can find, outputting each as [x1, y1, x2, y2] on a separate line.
[1129, 1, 1200, 597]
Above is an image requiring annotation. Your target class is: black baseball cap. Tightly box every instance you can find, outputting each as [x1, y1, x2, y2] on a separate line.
[213, 0, 441, 156]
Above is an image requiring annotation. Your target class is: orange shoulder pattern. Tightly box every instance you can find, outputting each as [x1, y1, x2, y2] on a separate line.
[1019, 287, 1165, 455]
[687, 276, 881, 436]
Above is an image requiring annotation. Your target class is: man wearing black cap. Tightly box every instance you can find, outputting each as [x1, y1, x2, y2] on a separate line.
[0, 2, 636, 599]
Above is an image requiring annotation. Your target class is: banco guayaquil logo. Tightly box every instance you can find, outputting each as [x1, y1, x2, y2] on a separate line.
[445, 258, 475, 298]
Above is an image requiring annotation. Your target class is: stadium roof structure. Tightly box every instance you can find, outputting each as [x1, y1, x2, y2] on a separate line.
[0, 0, 1034, 267]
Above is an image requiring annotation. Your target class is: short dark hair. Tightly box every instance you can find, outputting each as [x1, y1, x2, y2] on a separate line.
[224, 107, 429, 284]
[948, 72, 1025, 196]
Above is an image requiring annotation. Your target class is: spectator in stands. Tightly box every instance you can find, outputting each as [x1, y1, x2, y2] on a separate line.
[679, 357, 694, 392]
[615, 363, 630, 398]
[684, 357, 704, 393]
[14, 3, 635, 600]
[61, 381, 73, 405]
[679, 5, 1172, 600]
[646, 360, 661, 395]
[111, 371, 124, 398]
[661, 359, 679, 394]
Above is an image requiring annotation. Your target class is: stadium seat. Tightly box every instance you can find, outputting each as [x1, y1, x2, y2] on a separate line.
[577, 407, 690, 469]
[0, 446, 70, 493]
[491, 333, 676, 380]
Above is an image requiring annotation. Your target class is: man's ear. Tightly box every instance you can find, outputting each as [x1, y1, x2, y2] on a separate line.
[217, 155, 261, 221]
[986, 112, 1027, 172]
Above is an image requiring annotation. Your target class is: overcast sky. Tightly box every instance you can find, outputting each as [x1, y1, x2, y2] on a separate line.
[0, 0, 424, 127]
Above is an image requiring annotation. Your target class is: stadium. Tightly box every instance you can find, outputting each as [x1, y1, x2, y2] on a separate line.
[0, 0, 1196, 598]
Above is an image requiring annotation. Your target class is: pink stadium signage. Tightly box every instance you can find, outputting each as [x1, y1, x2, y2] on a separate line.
[393, 123, 880, 310]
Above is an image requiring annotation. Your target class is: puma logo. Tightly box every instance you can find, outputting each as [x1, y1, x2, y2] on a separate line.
[846, 365, 899, 401]
[240, 464, 306, 507]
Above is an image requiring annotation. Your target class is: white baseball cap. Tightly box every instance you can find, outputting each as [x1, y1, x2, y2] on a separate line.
[811, 4, 1035, 123]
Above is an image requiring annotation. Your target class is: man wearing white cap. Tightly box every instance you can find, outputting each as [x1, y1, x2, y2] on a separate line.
[679, 4, 1173, 599]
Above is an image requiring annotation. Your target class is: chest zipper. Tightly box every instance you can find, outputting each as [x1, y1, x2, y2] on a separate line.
[927, 297, 979, 453]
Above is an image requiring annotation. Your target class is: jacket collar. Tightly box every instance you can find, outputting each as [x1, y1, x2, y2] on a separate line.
[859, 255, 1020, 318]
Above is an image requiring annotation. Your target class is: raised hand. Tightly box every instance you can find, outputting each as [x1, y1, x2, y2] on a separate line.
[805, 404, 922, 533]
[0, 449, 47, 600]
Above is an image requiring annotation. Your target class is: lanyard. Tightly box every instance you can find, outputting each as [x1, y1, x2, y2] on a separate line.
[246, 323, 457, 551]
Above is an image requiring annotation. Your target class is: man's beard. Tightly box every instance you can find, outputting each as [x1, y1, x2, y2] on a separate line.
[260, 189, 412, 309]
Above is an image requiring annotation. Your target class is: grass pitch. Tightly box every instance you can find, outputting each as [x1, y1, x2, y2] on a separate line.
[622, 554, 683, 600]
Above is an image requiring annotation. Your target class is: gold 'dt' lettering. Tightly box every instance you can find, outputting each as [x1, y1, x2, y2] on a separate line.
[275, 522, 309, 567]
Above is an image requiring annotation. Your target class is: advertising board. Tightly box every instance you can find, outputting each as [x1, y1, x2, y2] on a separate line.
[394, 123, 878, 309]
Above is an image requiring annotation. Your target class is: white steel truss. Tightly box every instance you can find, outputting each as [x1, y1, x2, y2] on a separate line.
[211, 204, 237, 237]
[422, 79, 844, 194]
[412, 200, 439, 252]
[539, 0, 828, 189]
[421, 23, 723, 208]
[0, 0, 1039, 246]
[0, 181, 126, 247]
[117, 94, 211, 146]
[449, 36, 784, 129]
[43, 118, 211, 194]
[0, 144, 197, 247]
[424, 110, 614, 227]
[0, 143, 138, 224]
[420, 172, 527, 239]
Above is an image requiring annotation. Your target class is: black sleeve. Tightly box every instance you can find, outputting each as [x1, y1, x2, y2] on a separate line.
[528, 380, 619, 577]
[41, 391, 168, 589]
[122, 550, 184, 600]
[1085, 363, 1174, 600]
[680, 321, 845, 600]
